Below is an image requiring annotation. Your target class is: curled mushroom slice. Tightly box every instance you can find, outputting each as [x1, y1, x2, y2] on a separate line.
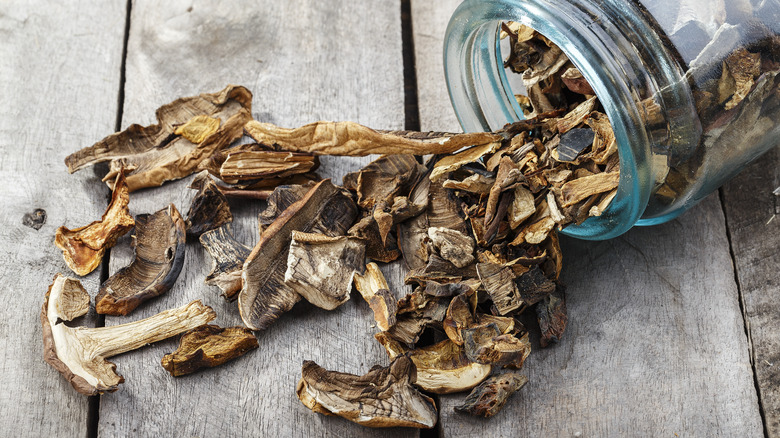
[560, 171, 619, 207]
[462, 324, 531, 369]
[443, 290, 477, 345]
[296, 356, 438, 429]
[284, 231, 365, 310]
[257, 183, 315, 230]
[343, 154, 425, 209]
[200, 224, 251, 301]
[427, 227, 476, 269]
[375, 335, 491, 394]
[161, 325, 258, 376]
[185, 175, 232, 237]
[54, 172, 134, 276]
[353, 262, 397, 331]
[95, 204, 186, 316]
[65, 85, 253, 192]
[239, 180, 358, 330]
[455, 372, 528, 418]
[219, 150, 317, 184]
[245, 119, 502, 156]
[476, 262, 523, 315]
[41, 274, 216, 395]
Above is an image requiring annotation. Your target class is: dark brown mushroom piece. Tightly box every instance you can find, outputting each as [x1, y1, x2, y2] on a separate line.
[386, 288, 449, 345]
[65, 85, 253, 192]
[375, 335, 491, 394]
[343, 154, 425, 209]
[257, 182, 315, 231]
[476, 262, 523, 315]
[347, 214, 401, 263]
[462, 324, 532, 369]
[95, 204, 186, 316]
[455, 372, 528, 418]
[284, 231, 365, 310]
[427, 227, 476, 269]
[200, 224, 251, 301]
[42, 274, 216, 395]
[185, 175, 232, 237]
[296, 356, 438, 428]
[161, 325, 258, 376]
[238, 180, 357, 330]
[536, 284, 568, 348]
[245, 119, 502, 156]
[54, 171, 135, 276]
[397, 171, 432, 271]
[514, 265, 556, 306]
[353, 262, 398, 331]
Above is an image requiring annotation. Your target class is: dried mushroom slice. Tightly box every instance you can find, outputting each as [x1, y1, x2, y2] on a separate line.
[185, 175, 232, 237]
[515, 266, 556, 306]
[65, 85, 253, 192]
[239, 180, 357, 330]
[218, 150, 317, 184]
[560, 171, 619, 207]
[376, 336, 491, 394]
[284, 231, 365, 310]
[536, 285, 568, 348]
[427, 227, 476, 269]
[42, 274, 215, 395]
[462, 324, 532, 368]
[347, 215, 401, 263]
[200, 224, 251, 301]
[476, 262, 523, 315]
[96, 204, 186, 316]
[354, 262, 397, 331]
[257, 183, 314, 229]
[455, 372, 528, 418]
[296, 356, 438, 429]
[443, 290, 477, 345]
[430, 142, 502, 181]
[344, 154, 425, 209]
[55, 172, 134, 276]
[161, 325, 258, 376]
[245, 119, 502, 156]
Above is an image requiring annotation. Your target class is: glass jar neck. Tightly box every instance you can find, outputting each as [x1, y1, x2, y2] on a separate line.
[444, 0, 700, 239]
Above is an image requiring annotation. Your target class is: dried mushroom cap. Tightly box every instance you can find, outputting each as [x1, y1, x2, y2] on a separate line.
[200, 224, 251, 301]
[296, 356, 438, 428]
[42, 274, 215, 395]
[245, 119, 502, 156]
[455, 372, 528, 418]
[239, 180, 357, 330]
[96, 204, 186, 316]
[65, 85, 252, 192]
[257, 183, 314, 228]
[284, 231, 365, 310]
[427, 227, 476, 269]
[463, 324, 531, 369]
[375, 336, 491, 394]
[161, 325, 258, 376]
[54, 171, 134, 276]
[344, 154, 425, 209]
[185, 175, 232, 237]
[354, 262, 397, 331]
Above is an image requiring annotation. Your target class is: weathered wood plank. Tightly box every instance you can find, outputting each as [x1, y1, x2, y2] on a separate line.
[722, 146, 780, 437]
[411, 1, 763, 435]
[97, 1, 414, 436]
[0, 1, 126, 437]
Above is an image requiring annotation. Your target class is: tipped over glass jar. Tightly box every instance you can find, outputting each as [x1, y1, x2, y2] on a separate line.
[445, 0, 780, 239]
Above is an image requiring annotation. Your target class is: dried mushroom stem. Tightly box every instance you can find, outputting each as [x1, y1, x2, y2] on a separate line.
[42, 274, 216, 395]
[161, 325, 258, 376]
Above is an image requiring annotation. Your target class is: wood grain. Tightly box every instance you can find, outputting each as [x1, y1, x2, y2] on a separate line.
[0, 1, 126, 436]
[97, 1, 414, 436]
[722, 146, 780, 437]
[411, 1, 763, 435]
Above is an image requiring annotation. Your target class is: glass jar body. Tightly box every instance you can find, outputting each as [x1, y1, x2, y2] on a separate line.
[445, 0, 780, 240]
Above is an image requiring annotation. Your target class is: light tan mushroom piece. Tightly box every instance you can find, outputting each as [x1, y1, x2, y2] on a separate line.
[296, 356, 438, 428]
[41, 274, 216, 395]
[375, 334, 491, 394]
[476, 262, 523, 315]
[284, 231, 365, 310]
[54, 171, 134, 276]
[161, 325, 258, 376]
[245, 119, 502, 156]
[353, 262, 397, 331]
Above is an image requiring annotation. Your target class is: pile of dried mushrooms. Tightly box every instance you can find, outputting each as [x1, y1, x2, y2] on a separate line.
[44, 23, 623, 428]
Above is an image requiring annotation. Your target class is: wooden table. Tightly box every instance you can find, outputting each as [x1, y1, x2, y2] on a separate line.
[2, 1, 778, 436]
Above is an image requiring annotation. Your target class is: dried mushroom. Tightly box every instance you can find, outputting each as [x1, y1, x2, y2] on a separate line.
[353, 262, 398, 331]
[476, 263, 523, 315]
[296, 356, 438, 428]
[427, 227, 476, 269]
[200, 224, 251, 301]
[218, 150, 317, 184]
[257, 183, 315, 230]
[245, 119, 501, 156]
[185, 175, 232, 237]
[344, 154, 425, 209]
[54, 172, 134, 276]
[161, 325, 258, 376]
[375, 335, 491, 394]
[284, 231, 365, 310]
[536, 285, 568, 348]
[65, 85, 253, 191]
[42, 274, 216, 395]
[455, 372, 528, 418]
[95, 204, 186, 316]
[239, 180, 357, 330]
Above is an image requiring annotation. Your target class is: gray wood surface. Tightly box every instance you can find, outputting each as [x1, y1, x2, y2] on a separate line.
[411, 0, 764, 436]
[97, 1, 413, 436]
[723, 146, 780, 437]
[0, 1, 126, 437]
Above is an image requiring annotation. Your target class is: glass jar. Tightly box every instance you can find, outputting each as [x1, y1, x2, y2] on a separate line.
[444, 0, 780, 239]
